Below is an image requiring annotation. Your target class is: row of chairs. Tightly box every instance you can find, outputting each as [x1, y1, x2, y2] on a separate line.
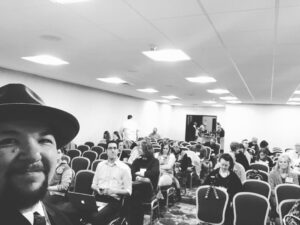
[196, 183, 300, 225]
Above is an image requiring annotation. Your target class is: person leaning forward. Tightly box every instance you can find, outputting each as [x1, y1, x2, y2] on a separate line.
[0, 83, 80, 225]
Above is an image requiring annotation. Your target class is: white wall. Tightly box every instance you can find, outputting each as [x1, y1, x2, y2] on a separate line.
[224, 104, 300, 152]
[2, 68, 300, 150]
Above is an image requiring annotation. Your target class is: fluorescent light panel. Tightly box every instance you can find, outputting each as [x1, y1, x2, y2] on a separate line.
[289, 97, 300, 101]
[50, 0, 90, 4]
[294, 90, 300, 94]
[227, 100, 242, 104]
[212, 104, 225, 107]
[155, 99, 170, 103]
[171, 103, 182, 106]
[287, 102, 300, 105]
[162, 95, 179, 100]
[207, 89, 230, 94]
[142, 49, 190, 62]
[22, 55, 69, 65]
[219, 96, 238, 101]
[185, 76, 216, 83]
[97, 77, 127, 84]
[203, 100, 217, 104]
[137, 88, 158, 93]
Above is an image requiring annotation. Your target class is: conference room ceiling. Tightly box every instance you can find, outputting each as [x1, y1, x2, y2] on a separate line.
[1, 0, 300, 107]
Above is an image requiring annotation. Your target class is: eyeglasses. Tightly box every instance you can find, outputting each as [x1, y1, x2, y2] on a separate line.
[107, 147, 118, 150]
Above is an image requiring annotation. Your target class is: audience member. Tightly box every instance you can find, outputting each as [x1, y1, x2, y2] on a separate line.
[45, 150, 74, 204]
[230, 142, 250, 171]
[91, 140, 132, 225]
[118, 141, 129, 162]
[122, 115, 138, 148]
[112, 131, 122, 143]
[130, 141, 160, 225]
[0, 83, 79, 225]
[204, 137, 220, 155]
[204, 153, 242, 225]
[148, 127, 161, 140]
[241, 139, 254, 163]
[255, 148, 274, 170]
[269, 154, 299, 218]
[216, 122, 225, 149]
[248, 137, 259, 156]
[260, 140, 271, 155]
[289, 143, 300, 176]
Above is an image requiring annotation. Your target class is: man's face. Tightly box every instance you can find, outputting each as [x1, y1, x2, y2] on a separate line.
[153, 128, 157, 133]
[0, 120, 57, 210]
[242, 140, 249, 149]
[119, 142, 124, 151]
[107, 143, 118, 160]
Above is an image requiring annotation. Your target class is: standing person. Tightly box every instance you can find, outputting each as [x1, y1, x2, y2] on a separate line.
[91, 140, 132, 225]
[0, 83, 79, 225]
[122, 115, 138, 149]
[248, 137, 260, 156]
[148, 127, 161, 140]
[216, 123, 225, 149]
[289, 143, 300, 176]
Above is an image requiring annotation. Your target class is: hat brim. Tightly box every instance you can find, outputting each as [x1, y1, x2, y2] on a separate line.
[0, 104, 79, 149]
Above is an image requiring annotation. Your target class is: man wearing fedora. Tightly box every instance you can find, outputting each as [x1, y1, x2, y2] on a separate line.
[0, 83, 79, 225]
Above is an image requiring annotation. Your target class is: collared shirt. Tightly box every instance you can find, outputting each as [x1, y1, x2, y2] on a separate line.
[289, 150, 300, 174]
[49, 161, 73, 193]
[20, 201, 49, 225]
[92, 160, 132, 198]
[122, 119, 138, 141]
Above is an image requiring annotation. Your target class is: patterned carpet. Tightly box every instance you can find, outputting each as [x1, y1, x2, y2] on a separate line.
[144, 188, 199, 225]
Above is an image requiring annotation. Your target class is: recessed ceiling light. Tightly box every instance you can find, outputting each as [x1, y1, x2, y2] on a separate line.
[21, 55, 69, 65]
[142, 49, 191, 62]
[97, 77, 127, 84]
[227, 100, 242, 104]
[162, 95, 179, 100]
[137, 88, 159, 93]
[50, 0, 90, 4]
[155, 99, 170, 103]
[289, 97, 300, 101]
[207, 89, 230, 94]
[185, 76, 216, 83]
[171, 103, 182, 106]
[219, 96, 238, 101]
[203, 100, 217, 104]
[212, 104, 225, 107]
[287, 102, 300, 105]
[294, 90, 300, 94]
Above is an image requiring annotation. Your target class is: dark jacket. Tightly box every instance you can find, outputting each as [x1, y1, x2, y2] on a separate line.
[131, 156, 160, 190]
[0, 201, 72, 225]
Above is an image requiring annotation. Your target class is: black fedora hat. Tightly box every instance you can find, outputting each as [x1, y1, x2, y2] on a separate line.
[0, 83, 80, 148]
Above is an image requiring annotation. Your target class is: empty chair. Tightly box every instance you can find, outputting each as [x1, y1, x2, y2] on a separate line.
[71, 157, 90, 174]
[249, 163, 269, 173]
[67, 149, 81, 161]
[242, 180, 271, 199]
[91, 146, 104, 156]
[275, 184, 300, 212]
[77, 144, 90, 154]
[73, 170, 95, 194]
[196, 185, 229, 225]
[82, 150, 98, 167]
[181, 142, 189, 147]
[233, 192, 269, 225]
[246, 169, 269, 182]
[84, 141, 94, 148]
[99, 152, 108, 160]
[279, 199, 298, 225]
[91, 159, 102, 172]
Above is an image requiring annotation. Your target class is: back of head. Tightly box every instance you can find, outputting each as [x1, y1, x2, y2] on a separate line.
[230, 142, 240, 152]
[260, 140, 268, 148]
[127, 115, 133, 120]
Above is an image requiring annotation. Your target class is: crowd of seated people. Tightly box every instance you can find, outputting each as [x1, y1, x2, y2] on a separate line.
[57, 135, 300, 225]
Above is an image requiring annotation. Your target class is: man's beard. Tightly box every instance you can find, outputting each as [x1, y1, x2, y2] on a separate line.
[0, 160, 51, 210]
[2, 175, 49, 210]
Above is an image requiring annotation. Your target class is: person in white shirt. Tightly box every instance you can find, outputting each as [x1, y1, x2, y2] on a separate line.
[121, 115, 138, 148]
[91, 140, 132, 225]
[289, 143, 300, 175]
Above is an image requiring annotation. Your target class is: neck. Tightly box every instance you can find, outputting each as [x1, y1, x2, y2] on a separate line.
[108, 158, 117, 163]
[280, 168, 288, 173]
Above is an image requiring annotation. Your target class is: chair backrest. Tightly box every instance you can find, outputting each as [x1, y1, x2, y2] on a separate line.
[233, 192, 269, 225]
[74, 170, 95, 194]
[153, 147, 160, 153]
[71, 157, 90, 174]
[242, 180, 271, 199]
[196, 185, 229, 225]
[249, 163, 269, 173]
[97, 143, 107, 150]
[275, 184, 300, 211]
[82, 150, 98, 166]
[99, 152, 108, 160]
[279, 199, 298, 224]
[246, 169, 269, 182]
[91, 146, 104, 156]
[67, 149, 81, 161]
[122, 149, 131, 157]
[77, 144, 90, 154]
[91, 159, 101, 172]
[84, 141, 95, 148]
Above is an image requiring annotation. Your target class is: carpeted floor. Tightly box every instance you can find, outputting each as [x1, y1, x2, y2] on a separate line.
[144, 188, 199, 225]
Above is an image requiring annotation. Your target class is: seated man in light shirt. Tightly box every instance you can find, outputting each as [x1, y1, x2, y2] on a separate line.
[290, 143, 300, 176]
[91, 140, 132, 225]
